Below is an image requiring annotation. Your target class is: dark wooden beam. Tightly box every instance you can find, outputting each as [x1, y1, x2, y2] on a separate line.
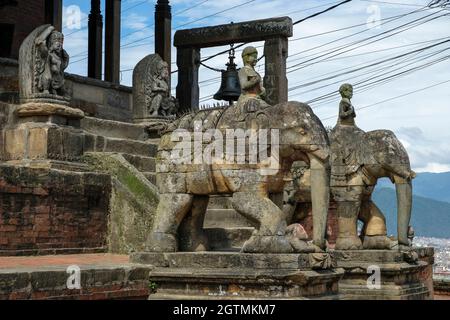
[174, 17, 292, 48]
[88, 0, 103, 80]
[264, 37, 289, 106]
[176, 47, 200, 112]
[155, 0, 172, 79]
[105, 0, 121, 84]
[45, 0, 62, 31]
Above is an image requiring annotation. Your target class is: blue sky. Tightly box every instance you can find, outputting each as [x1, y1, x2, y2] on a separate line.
[61, 0, 450, 173]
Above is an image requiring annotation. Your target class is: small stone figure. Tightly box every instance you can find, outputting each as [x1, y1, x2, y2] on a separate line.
[133, 54, 178, 122]
[236, 46, 268, 115]
[35, 27, 69, 96]
[19, 24, 70, 104]
[148, 60, 170, 116]
[338, 83, 356, 126]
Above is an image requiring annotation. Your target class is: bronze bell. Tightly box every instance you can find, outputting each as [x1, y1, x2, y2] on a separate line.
[213, 46, 241, 103]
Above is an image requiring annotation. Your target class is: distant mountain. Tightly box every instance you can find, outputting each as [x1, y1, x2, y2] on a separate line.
[372, 188, 450, 239]
[376, 172, 450, 203]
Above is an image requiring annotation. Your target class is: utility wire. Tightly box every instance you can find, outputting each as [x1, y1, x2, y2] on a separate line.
[288, 38, 450, 93]
[293, 0, 353, 25]
[298, 48, 450, 106]
[287, 10, 448, 73]
[301, 50, 450, 106]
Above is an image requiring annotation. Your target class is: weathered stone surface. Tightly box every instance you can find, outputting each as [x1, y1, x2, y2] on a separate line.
[16, 102, 84, 119]
[2, 122, 85, 163]
[0, 260, 152, 300]
[204, 227, 254, 250]
[130, 252, 343, 299]
[80, 116, 148, 140]
[333, 248, 433, 300]
[133, 54, 178, 121]
[19, 25, 70, 105]
[83, 152, 159, 254]
[174, 17, 293, 48]
[131, 252, 337, 270]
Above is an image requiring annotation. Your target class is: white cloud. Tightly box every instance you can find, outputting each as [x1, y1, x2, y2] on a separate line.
[416, 163, 450, 173]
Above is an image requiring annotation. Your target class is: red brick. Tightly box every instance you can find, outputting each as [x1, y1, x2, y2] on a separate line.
[33, 188, 49, 196]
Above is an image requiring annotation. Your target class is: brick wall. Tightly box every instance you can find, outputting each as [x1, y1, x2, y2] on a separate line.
[0, 165, 111, 256]
[0, 0, 46, 59]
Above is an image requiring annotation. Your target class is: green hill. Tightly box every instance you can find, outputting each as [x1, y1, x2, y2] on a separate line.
[372, 188, 450, 239]
[377, 172, 450, 203]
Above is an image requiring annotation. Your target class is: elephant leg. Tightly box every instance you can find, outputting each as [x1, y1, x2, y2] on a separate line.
[335, 186, 363, 250]
[231, 192, 293, 253]
[360, 200, 395, 249]
[145, 193, 194, 252]
[396, 180, 413, 248]
[178, 195, 210, 252]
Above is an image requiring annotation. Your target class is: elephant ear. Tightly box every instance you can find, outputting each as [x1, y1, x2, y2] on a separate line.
[363, 130, 410, 167]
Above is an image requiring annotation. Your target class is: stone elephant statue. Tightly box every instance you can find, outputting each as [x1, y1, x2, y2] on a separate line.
[330, 125, 415, 250]
[284, 125, 415, 251]
[145, 101, 331, 254]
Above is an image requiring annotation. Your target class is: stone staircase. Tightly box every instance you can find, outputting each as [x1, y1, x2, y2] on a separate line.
[81, 116, 157, 184]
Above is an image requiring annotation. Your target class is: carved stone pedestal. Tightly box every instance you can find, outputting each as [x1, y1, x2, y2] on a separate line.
[333, 247, 434, 300]
[1, 103, 87, 171]
[130, 252, 344, 300]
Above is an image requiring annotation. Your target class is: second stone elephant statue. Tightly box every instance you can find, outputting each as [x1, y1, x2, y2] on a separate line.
[284, 124, 415, 251]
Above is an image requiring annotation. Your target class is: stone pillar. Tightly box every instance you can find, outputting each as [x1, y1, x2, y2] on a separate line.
[88, 0, 103, 80]
[176, 47, 200, 112]
[45, 0, 63, 31]
[105, 0, 121, 84]
[155, 0, 172, 85]
[263, 37, 288, 106]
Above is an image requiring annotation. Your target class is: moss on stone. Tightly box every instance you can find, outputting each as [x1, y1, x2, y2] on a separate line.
[82, 152, 159, 254]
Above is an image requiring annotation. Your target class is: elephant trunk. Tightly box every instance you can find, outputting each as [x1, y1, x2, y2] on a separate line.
[309, 155, 330, 249]
[396, 180, 412, 246]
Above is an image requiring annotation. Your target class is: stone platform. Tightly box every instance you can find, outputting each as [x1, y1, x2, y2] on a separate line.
[332, 247, 434, 300]
[0, 254, 152, 300]
[130, 252, 345, 300]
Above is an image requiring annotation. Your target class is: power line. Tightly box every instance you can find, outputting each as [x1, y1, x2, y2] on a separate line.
[299, 47, 450, 107]
[288, 38, 450, 94]
[286, 7, 427, 63]
[293, 0, 353, 25]
[359, 0, 425, 7]
[287, 9, 447, 73]
[302, 49, 450, 107]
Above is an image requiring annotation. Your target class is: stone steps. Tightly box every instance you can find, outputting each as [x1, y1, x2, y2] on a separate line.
[84, 134, 158, 158]
[143, 172, 156, 185]
[204, 227, 254, 251]
[0, 254, 152, 300]
[130, 252, 344, 300]
[204, 209, 253, 228]
[81, 116, 148, 141]
[120, 153, 156, 172]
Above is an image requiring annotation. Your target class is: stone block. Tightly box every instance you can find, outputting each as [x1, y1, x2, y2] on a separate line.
[333, 248, 433, 299]
[130, 251, 343, 300]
